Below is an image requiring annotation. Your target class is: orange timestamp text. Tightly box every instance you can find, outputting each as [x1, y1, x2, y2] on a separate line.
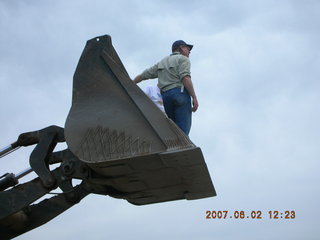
[205, 210, 296, 220]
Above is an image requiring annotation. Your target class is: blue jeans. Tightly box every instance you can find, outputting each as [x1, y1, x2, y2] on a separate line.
[161, 87, 192, 135]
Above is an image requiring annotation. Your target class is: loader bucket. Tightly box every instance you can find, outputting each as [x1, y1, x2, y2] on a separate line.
[65, 35, 216, 205]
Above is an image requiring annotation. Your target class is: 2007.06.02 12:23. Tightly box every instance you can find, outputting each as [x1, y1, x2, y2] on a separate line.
[206, 210, 296, 219]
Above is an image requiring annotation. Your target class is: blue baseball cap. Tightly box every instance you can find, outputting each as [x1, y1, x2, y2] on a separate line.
[172, 40, 193, 52]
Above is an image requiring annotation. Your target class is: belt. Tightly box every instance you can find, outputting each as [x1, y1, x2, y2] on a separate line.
[161, 85, 184, 94]
[160, 84, 184, 93]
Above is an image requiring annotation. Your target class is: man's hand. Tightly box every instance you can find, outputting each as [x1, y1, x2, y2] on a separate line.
[133, 75, 143, 84]
[192, 97, 199, 112]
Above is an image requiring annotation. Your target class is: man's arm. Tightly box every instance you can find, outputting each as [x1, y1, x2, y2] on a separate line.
[133, 63, 159, 84]
[182, 75, 199, 112]
[133, 75, 143, 84]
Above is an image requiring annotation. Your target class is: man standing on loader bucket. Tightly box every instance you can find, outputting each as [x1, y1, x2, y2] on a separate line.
[133, 40, 198, 136]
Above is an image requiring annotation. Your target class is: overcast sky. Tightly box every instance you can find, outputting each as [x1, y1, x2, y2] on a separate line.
[1, 0, 320, 239]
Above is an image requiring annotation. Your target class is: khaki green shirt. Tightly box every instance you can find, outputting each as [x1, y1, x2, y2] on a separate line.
[140, 52, 191, 92]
